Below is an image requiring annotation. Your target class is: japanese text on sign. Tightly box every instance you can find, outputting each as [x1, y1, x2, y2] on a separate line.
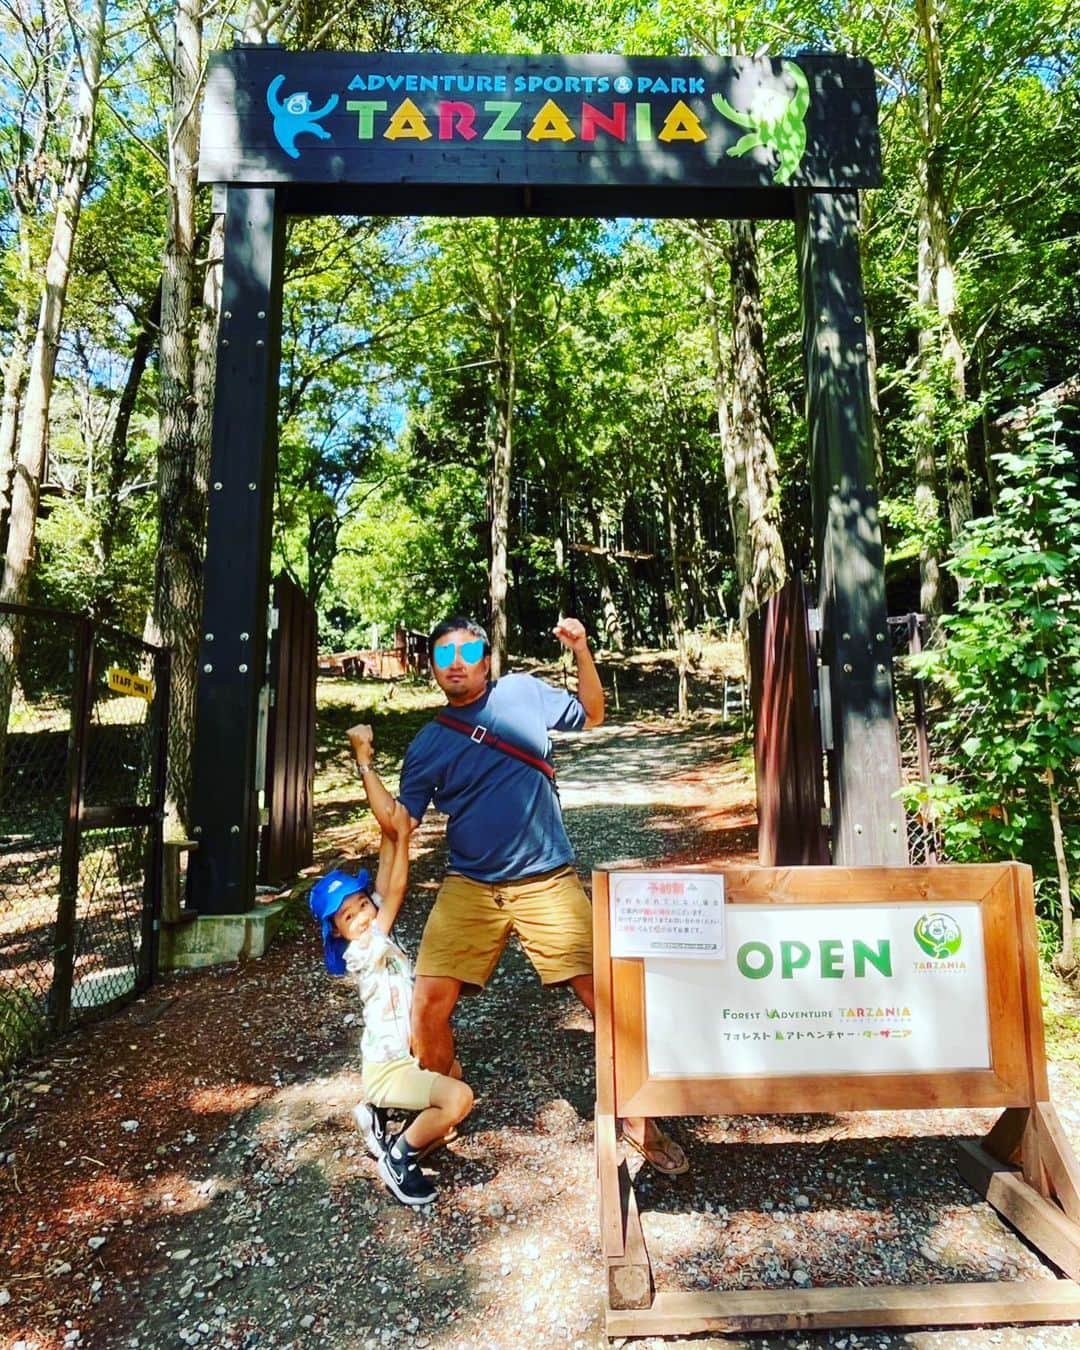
[610, 871, 725, 960]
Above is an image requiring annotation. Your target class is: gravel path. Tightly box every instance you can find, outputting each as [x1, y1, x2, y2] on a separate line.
[2, 712, 1080, 1350]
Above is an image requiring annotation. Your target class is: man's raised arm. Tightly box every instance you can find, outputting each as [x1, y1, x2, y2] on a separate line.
[553, 618, 604, 728]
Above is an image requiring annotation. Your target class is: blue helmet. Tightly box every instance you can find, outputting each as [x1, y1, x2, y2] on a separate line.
[308, 868, 372, 976]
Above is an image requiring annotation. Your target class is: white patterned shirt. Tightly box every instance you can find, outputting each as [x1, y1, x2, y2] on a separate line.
[343, 928, 413, 1065]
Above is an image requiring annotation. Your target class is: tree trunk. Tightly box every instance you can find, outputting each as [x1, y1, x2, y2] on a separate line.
[553, 503, 575, 621]
[0, 68, 58, 550]
[726, 219, 787, 634]
[916, 0, 973, 570]
[488, 311, 515, 680]
[0, 0, 106, 754]
[0, 301, 33, 552]
[663, 473, 689, 720]
[858, 196, 885, 487]
[149, 0, 204, 833]
[865, 318, 885, 488]
[623, 560, 640, 649]
[242, 0, 274, 41]
[991, 374, 1080, 459]
[192, 213, 224, 491]
[99, 281, 162, 584]
[701, 227, 733, 482]
[1047, 766, 1076, 977]
[686, 496, 713, 628]
[589, 507, 625, 652]
[914, 201, 945, 616]
[595, 551, 624, 652]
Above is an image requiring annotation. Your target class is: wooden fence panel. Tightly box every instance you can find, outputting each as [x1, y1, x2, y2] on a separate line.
[259, 574, 316, 886]
[748, 575, 830, 865]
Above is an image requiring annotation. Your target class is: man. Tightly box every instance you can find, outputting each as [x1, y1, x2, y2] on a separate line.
[351, 614, 687, 1175]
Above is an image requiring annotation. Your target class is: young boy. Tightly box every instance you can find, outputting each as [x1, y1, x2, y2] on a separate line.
[309, 725, 473, 1207]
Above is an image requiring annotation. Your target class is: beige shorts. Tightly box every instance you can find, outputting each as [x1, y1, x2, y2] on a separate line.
[415, 865, 593, 991]
[362, 1054, 439, 1111]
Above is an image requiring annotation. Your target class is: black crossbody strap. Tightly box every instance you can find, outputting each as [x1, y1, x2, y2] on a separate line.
[435, 712, 556, 781]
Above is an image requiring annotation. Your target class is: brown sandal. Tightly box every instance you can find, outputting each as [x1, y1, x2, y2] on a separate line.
[621, 1125, 689, 1176]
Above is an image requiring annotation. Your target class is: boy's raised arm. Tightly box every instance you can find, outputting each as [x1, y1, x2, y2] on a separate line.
[348, 724, 410, 933]
[373, 802, 410, 934]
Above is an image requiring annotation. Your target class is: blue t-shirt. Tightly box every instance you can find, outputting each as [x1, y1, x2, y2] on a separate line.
[397, 673, 587, 883]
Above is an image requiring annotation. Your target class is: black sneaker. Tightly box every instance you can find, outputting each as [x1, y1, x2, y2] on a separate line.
[378, 1141, 437, 1207]
[353, 1102, 389, 1158]
[416, 1125, 459, 1160]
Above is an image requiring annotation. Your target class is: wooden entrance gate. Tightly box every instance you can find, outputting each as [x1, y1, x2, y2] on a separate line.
[190, 49, 906, 912]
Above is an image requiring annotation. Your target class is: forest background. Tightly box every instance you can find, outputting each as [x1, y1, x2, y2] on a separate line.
[1, 0, 1079, 960]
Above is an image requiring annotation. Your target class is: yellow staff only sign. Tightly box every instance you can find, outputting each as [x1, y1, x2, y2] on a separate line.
[107, 667, 154, 702]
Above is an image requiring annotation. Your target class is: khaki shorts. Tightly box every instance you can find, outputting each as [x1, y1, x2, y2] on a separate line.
[362, 1055, 439, 1111]
[416, 865, 593, 991]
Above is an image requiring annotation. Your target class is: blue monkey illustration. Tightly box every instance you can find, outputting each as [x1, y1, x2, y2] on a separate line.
[266, 74, 339, 160]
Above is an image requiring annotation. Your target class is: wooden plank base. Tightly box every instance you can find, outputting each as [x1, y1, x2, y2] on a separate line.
[958, 1142, 1080, 1282]
[607, 1161, 653, 1310]
[1035, 1101, 1080, 1222]
[605, 1280, 1080, 1337]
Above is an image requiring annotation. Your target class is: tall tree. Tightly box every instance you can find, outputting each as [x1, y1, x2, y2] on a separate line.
[674, 3, 790, 635]
[721, 219, 787, 631]
[146, 0, 205, 830]
[919, 407, 1080, 972]
[407, 216, 594, 674]
[912, 0, 971, 611]
[0, 0, 76, 545]
[0, 0, 107, 728]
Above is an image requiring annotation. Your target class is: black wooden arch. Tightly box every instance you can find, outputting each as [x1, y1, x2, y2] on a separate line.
[190, 49, 906, 914]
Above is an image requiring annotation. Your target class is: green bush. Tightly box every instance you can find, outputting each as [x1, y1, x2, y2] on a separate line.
[911, 403, 1080, 966]
[0, 985, 47, 1076]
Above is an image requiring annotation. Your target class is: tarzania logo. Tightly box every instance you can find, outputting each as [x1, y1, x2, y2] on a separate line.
[913, 912, 962, 960]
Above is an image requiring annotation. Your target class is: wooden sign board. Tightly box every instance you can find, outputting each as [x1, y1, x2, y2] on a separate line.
[198, 50, 881, 217]
[593, 864, 1080, 1337]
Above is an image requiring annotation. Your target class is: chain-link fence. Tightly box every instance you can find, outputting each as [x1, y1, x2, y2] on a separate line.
[889, 614, 944, 867]
[0, 603, 169, 1076]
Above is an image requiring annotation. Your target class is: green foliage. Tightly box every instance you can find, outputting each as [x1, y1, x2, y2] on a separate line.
[1043, 990, 1080, 1066]
[2, 0, 1078, 753]
[321, 451, 488, 648]
[910, 407, 1080, 916]
[888, 327, 983, 486]
[33, 487, 157, 630]
[0, 985, 46, 1077]
[351, 212, 735, 653]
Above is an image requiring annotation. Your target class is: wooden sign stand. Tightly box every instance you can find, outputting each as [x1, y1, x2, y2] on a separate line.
[593, 863, 1080, 1337]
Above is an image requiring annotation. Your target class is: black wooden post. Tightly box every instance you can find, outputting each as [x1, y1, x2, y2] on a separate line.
[188, 188, 284, 914]
[52, 614, 93, 1032]
[795, 190, 907, 865]
[139, 644, 171, 985]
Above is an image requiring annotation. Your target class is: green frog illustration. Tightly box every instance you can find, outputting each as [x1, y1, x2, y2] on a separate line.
[710, 61, 810, 185]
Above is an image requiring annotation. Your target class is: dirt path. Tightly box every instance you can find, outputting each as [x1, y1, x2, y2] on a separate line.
[2, 706, 1079, 1350]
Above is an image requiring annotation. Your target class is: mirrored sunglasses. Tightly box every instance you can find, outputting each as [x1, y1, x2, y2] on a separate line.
[433, 639, 485, 669]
